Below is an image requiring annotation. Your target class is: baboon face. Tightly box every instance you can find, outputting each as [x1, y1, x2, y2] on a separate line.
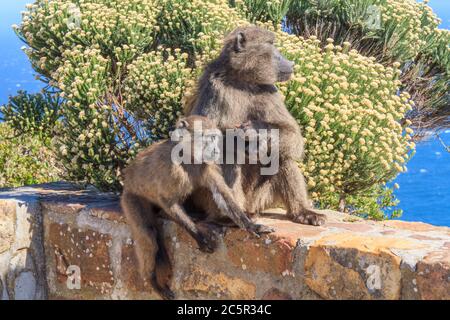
[172, 116, 222, 164]
[224, 26, 295, 85]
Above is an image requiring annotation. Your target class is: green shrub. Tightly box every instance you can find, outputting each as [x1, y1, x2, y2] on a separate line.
[232, 0, 293, 25]
[0, 91, 61, 139]
[0, 123, 62, 188]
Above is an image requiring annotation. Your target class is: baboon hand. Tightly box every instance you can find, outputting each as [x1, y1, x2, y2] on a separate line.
[196, 222, 220, 253]
[247, 223, 275, 238]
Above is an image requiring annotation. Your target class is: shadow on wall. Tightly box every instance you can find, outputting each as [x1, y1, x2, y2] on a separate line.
[0, 186, 54, 299]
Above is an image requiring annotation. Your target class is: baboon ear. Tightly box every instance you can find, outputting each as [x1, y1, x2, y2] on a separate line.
[234, 32, 246, 52]
[176, 119, 189, 129]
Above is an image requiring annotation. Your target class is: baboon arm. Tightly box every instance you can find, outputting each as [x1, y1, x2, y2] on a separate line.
[189, 81, 220, 122]
[160, 203, 200, 238]
[254, 107, 304, 160]
[204, 170, 254, 230]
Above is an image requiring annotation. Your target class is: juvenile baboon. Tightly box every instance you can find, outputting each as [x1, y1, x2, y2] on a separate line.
[121, 115, 273, 299]
[186, 25, 327, 226]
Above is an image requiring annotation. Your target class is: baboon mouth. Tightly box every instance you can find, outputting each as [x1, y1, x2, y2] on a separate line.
[278, 72, 293, 82]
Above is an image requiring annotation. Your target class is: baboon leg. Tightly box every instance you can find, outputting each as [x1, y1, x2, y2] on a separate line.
[207, 171, 274, 237]
[120, 192, 174, 300]
[161, 203, 219, 253]
[223, 164, 245, 210]
[245, 176, 275, 214]
[276, 160, 327, 226]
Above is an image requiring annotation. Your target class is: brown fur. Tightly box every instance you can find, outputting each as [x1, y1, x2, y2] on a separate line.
[121, 115, 273, 299]
[186, 26, 327, 226]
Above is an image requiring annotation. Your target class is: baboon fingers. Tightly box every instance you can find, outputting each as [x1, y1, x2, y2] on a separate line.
[246, 223, 275, 238]
[254, 224, 275, 234]
[195, 222, 221, 253]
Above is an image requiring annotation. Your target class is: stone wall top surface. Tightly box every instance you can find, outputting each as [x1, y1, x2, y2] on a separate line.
[0, 183, 449, 300]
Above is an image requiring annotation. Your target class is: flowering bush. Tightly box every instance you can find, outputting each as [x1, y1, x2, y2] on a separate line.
[156, 0, 247, 63]
[123, 49, 193, 139]
[11, 0, 428, 218]
[0, 123, 62, 188]
[274, 30, 415, 217]
[284, 0, 449, 133]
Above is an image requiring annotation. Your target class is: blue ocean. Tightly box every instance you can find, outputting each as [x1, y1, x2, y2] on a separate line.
[1, 1, 449, 226]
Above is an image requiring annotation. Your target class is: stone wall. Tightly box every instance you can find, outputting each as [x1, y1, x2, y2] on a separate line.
[0, 183, 449, 300]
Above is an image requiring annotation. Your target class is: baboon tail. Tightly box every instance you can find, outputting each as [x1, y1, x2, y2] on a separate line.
[120, 192, 174, 299]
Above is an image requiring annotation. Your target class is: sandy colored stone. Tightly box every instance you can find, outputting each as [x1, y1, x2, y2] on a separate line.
[410, 234, 444, 241]
[182, 268, 256, 299]
[304, 233, 406, 300]
[314, 232, 424, 253]
[327, 222, 374, 233]
[304, 246, 370, 299]
[256, 217, 327, 246]
[41, 201, 86, 215]
[384, 220, 448, 233]
[47, 223, 114, 296]
[0, 200, 15, 254]
[90, 203, 124, 223]
[416, 250, 450, 300]
[121, 243, 153, 292]
[261, 288, 292, 300]
[3, 183, 450, 300]
[225, 229, 294, 275]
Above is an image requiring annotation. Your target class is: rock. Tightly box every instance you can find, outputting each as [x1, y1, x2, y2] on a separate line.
[0, 201, 15, 254]
[41, 201, 86, 215]
[416, 250, 450, 300]
[46, 222, 114, 298]
[120, 242, 155, 295]
[14, 271, 36, 300]
[225, 229, 294, 276]
[261, 288, 292, 300]
[12, 201, 40, 251]
[2, 183, 450, 300]
[303, 233, 418, 299]
[181, 268, 256, 299]
[384, 220, 449, 233]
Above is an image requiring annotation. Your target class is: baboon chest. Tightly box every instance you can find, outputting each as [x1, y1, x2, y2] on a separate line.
[215, 88, 275, 128]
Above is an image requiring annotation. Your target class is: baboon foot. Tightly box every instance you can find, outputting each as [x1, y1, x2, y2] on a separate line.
[195, 222, 220, 253]
[151, 274, 175, 300]
[291, 210, 326, 226]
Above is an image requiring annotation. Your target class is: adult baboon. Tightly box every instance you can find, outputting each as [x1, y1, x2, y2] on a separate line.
[121, 115, 273, 299]
[186, 26, 327, 226]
